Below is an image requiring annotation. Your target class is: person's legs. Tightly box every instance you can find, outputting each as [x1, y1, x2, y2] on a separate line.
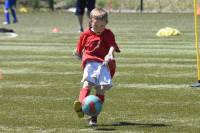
[86, 0, 95, 27]
[88, 85, 107, 126]
[75, 0, 86, 32]
[86, 0, 95, 17]
[77, 15, 84, 32]
[10, 7, 17, 23]
[4, 0, 10, 24]
[95, 86, 106, 103]
[88, 62, 112, 126]
[4, 9, 10, 24]
[10, 0, 17, 23]
[79, 81, 91, 103]
[74, 81, 92, 118]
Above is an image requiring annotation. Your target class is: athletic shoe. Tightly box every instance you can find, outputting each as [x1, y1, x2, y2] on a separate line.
[73, 100, 84, 118]
[13, 20, 18, 23]
[3, 22, 10, 25]
[88, 116, 97, 126]
[78, 27, 84, 33]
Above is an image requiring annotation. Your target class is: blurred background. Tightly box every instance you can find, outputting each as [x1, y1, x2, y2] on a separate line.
[0, 0, 195, 13]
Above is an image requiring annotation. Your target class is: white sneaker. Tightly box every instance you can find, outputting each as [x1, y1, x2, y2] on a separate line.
[3, 22, 10, 25]
[78, 27, 84, 33]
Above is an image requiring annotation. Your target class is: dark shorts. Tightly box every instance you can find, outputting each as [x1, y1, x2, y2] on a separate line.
[75, 0, 95, 16]
[5, 0, 16, 9]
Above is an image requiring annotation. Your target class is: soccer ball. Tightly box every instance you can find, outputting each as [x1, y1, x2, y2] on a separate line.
[82, 95, 102, 116]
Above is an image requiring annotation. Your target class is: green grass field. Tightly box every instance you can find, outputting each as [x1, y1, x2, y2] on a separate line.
[0, 12, 200, 133]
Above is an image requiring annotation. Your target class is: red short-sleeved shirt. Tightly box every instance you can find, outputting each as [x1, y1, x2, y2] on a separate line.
[76, 28, 120, 69]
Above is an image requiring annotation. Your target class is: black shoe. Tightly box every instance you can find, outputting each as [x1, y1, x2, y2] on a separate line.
[13, 19, 18, 23]
[78, 27, 83, 33]
[88, 116, 97, 126]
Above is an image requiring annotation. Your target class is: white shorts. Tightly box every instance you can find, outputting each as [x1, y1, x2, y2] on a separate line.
[81, 61, 112, 87]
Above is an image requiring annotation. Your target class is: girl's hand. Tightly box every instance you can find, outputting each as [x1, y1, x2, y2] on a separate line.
[104, 53, 114, 64]
[73, 50, 82, 60]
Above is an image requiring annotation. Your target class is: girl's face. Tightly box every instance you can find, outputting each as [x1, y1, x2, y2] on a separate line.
[91, 18, 107, 35]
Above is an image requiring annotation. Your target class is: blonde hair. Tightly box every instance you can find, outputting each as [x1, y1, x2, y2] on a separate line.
[90, 8, 108, 23]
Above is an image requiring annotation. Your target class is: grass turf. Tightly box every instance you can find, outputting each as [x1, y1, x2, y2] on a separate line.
[0, 12, 200, 132]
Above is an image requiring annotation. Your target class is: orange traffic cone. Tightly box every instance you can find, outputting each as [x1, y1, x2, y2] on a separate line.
[52, 27, 60, 33]
[197, 6, 200, 16]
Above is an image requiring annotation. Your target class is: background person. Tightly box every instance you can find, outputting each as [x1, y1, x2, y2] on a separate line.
[75, 0, 95, 32]
[3, 0, 18, 25]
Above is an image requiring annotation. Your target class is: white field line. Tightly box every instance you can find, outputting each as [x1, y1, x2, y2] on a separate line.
[0, 41, 194, 48]
[117, 57, 195, 62]
[0, 60, 79, 65]
[116, 83, 189, 89]
[0, 127, 94, 133]
[2, 69, 81, 75]
[0, 81, 81, 89]
[0, 45, 195, 53]
[120, 44, 194, 48]
[110, 38, 193, 43]
[0, 33, 18, 39]
[4, 44, 192, 51]
[0, 82, 51, 89]
[118, 42, 194, 45]
[0, 41, 195, 54]
[0, 55, 195, 63]
[116, 72, 195, 78]
[0, 55, 70, 59]
[121, 49, 195, 55]
[0, 45, 67, 52]
[0, 62, 195, 76]
[0, 42, 65, 45]
[0, 126, 80, 133]
[116, 32, 195, 35]
[120, 44, 194, 49]
[3, 69, 196, 78]
[12, 83, 50, 89]
[118, 63, 195, 68]
[0, 47, 193, 55]
[123, 51, 194, 55]
[1, 57, 195, 68]
[0, 81, 190, 90]
[0, 40, 194, 48]
[0, 55, 194, 61]
[0, 38, 185, 43]
[0, 95, 71, 101]
[1, 67, 195, 79]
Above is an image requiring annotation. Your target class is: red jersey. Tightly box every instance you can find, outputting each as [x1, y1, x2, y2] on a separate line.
[76, 28, 120, 67]
[75, 28, 120, 78]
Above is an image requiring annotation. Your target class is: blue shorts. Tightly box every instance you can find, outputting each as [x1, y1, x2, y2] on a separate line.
[5, 0, 16, 9]
[75, 0, 95, 15]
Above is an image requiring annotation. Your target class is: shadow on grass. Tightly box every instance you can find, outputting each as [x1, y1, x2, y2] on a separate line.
[93, 121, 170, 131]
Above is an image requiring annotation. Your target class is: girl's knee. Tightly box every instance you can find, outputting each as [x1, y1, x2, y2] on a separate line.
[96, 85, 112, 94]
[83, 81, 92, 89]
[101, 85, 112, 90]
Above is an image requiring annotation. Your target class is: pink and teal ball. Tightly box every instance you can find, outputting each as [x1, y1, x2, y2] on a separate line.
[82, 95, 102, 116]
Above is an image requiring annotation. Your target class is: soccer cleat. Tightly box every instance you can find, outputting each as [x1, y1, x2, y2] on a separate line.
[88, 116, 97, 126]
[73, 100, 84, 118]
